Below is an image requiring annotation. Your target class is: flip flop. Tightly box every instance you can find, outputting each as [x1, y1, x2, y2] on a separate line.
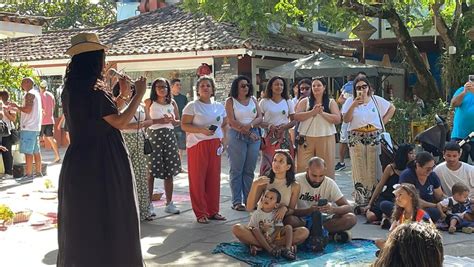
[208, 213, 227, 221]
[197, 217, 209, 224]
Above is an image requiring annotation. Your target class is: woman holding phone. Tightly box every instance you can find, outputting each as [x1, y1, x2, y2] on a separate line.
[181, 76, 228, 224]
[145, 78, 182, 216]
[341, 76, 395, 211]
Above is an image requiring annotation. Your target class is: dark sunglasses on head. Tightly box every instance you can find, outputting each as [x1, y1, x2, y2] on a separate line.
[355, 84, 369, 91]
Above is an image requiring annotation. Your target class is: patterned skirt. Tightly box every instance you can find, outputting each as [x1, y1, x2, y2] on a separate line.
[123, 132, 151, 221]
[348, 130, 382, 207]
[147, 128, 181, 180]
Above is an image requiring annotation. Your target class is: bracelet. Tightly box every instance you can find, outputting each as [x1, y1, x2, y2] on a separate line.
[119, 94, 130, 101]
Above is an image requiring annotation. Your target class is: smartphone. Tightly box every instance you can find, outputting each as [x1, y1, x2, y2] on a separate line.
[208, 125, 218, 131]
[356, 90, 362, 98]
[469, 75, 474, 82]
[317, 199, 328, 206]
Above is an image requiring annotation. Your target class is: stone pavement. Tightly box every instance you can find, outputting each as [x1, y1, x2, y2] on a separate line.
[1, 147, 474, 266]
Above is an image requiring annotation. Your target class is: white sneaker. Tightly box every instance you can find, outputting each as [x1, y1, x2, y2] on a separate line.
[3, 174, 13, 179]
[165, 201, 180, 214]
[148, 203, 156, 217]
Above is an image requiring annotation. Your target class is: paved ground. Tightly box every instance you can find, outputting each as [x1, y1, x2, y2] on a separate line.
[1, 146, 474, 266]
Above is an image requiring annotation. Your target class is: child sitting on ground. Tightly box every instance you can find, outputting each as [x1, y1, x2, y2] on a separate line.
[247, 188, 296, 260]
[375, 183, 432, 250]
[437, 182, 474, 234]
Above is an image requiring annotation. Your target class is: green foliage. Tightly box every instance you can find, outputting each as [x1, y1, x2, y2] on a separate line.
[386, 97, 450, 144]
[0, 204, 14, 222]
[0, 60, 38, 103]
[1, 0, 116, 31]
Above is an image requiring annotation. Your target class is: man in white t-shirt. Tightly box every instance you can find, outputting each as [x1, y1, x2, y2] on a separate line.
[434, 142, 474, 197]
[10, 77, 43, 181]
[285, 157, 356, 251]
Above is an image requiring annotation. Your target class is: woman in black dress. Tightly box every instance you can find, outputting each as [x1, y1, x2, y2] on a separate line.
[57, 32, 145, 266]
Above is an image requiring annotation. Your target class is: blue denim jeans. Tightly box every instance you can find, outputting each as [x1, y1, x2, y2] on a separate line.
[227, 128, 261, 206]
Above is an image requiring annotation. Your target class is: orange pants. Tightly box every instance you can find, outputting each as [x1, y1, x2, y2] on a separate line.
[187, 138, 222, 219]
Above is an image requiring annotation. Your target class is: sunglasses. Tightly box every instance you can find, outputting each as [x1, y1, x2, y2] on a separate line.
[355, 84, 369, 91]
[300, 86, 311, 91]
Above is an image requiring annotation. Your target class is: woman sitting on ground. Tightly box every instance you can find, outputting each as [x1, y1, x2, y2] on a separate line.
[232, 150, 309, 253]
[366, 144, 416, 228]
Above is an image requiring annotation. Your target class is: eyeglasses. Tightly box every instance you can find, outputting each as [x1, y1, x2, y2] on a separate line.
[355, 84, 369, 91]
[300, 86, 311, 91]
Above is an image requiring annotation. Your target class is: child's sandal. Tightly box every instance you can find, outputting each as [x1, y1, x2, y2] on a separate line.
[281, 248, 296, 260]
[270, 247, 281, 258]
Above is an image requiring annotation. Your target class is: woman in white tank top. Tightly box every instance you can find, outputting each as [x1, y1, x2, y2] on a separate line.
[225, 76, 263, 211]
[145, 78, 182, 216]
[294, 77, 341, 178]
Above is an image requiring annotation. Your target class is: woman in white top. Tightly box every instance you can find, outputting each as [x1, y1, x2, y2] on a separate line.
[259, 76, 296, 175]
[114, 80, 153, 221]
[181, 76, 228, 224]
[225, 76, 263, 211]
[0, 91, 17, 178]
[145, 78, 182, 216]
[341, 76, 396, 210]
[294, 77, 341, 178]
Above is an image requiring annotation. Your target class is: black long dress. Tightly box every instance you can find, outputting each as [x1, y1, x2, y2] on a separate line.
[57, 84, 143, 266]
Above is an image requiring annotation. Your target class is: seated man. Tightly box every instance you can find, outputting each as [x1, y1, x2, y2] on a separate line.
[285, 157, 357, 251]
[434, 142, 474, 197]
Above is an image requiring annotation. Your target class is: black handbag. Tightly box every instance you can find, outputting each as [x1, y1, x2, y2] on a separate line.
[10, 128, 20, 144]
[143, 136, 153, 155]
[0, 120, 11, 137]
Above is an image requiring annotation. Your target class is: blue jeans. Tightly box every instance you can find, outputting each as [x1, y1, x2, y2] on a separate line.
[227, 128, 261, 206]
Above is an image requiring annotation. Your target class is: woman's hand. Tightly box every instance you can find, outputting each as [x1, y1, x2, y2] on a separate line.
[274, 206, 288, 221]
[199, 128, 215, 136]
[351, 96, 363, 108]
[134, 77, 147, 97]
[255, 176, 270, 187]
[141, 119, 153, 128]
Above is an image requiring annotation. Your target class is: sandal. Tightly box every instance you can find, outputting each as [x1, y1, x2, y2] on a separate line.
[197, 217, 209, 224]
[208, 213, 227, 221]
[281, 247, 296, 260]
[231, 204, 246, 211]
[269, 247, 281, 258]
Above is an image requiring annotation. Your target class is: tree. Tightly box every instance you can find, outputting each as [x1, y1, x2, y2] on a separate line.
[183, 0, 474, 100]
[1, 0, 117, 31]
[0, 60, 38, 103]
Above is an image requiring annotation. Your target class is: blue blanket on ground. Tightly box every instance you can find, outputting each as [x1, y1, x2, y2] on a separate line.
[213, 239, 378, 267]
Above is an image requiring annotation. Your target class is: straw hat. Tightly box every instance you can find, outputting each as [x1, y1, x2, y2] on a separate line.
[65, 32, 108, 56]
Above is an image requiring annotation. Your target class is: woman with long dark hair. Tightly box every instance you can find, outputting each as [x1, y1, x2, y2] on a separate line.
[225, 76, 263, 211]
[294, 77, 341, 177]
[57, 33, 143, 266]
[232, 150, 309, 251]
[145, 78, 181, 215]
[259, 76, 296, 175]
[366, 144, 416, 227]
[399, 151, 444, 222]
[341, 76, 396, 210]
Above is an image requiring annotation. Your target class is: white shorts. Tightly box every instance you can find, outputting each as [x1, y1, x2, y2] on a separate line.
[339, 122, 349, 143]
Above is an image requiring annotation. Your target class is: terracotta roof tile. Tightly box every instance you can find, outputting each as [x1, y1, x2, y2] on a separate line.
[0, 6, 355, 62]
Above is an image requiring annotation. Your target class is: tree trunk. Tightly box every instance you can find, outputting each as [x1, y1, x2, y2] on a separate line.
[385, 10, 441, 100]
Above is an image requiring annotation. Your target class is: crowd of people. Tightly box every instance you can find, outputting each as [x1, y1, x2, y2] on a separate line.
[9, 32, 469, 266]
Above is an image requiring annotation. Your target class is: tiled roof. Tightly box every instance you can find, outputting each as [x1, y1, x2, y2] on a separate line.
[0, 12, 53, 26]
[0, 6, 355, 62]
